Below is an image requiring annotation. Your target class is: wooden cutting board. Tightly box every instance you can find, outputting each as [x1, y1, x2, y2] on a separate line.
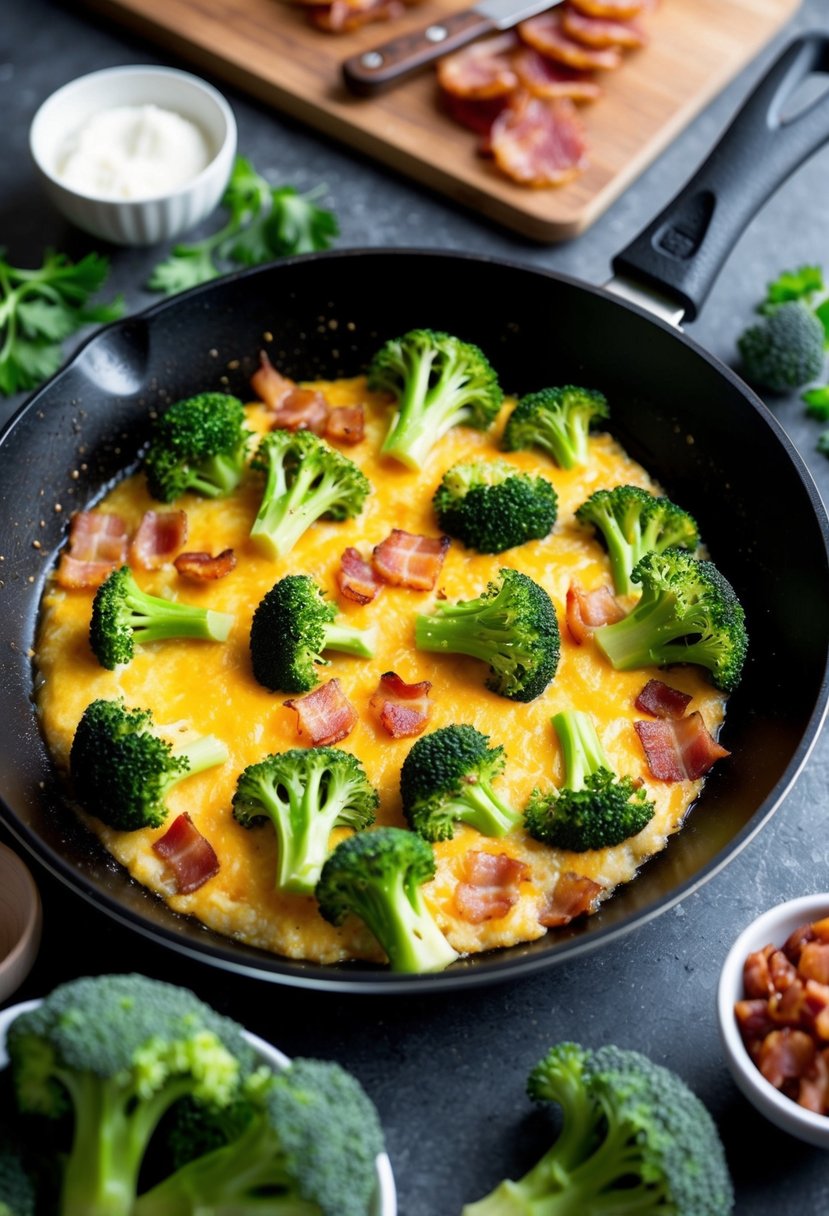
[84, 0, 800, 240]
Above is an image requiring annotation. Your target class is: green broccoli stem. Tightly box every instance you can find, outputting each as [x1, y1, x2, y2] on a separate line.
[184, 452, 244, 498]
[552, 712, 608, 792]
[168, 735, 230, 789]
[322, 621, 375, 660]
[535, 417, 588, 471]
[59, 1070, 196, 1216]
[588, 515, 637, 597]
[250, 459, 343, 559]
[243, 766, 346, 895]
[445, 778, 519, 837]
[593, 591, 690, 671]
[415, 608, 531, 680]
[381, 359, 476, 470]
[127, 590, 234, 645]
[353, 873, 458, 973]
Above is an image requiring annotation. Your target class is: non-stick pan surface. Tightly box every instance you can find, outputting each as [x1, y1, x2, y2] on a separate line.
[1, 39, 828, 992]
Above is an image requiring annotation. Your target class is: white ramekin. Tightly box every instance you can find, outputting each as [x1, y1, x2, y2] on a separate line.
[0, 844, 42, 1004]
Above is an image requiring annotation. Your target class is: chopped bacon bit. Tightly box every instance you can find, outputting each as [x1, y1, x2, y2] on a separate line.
[735, 999, 776, 1043]
[130, 510, 188, 570]
[370, 671, 432, 738]
[565, 580, 625, 643]
[325, 405, 365, 445]
[570, 0, 644, 16]
[799, 1050, 829, 1113]
[440, 90, 509, 141]
[174, 549, 237, 582]
[784, 922, 817, 964]
[634, 713, 730, 783]
[56, 511, 130, 589]
[769, 948, 799, 993]
[799, 942, 829, 986]
[337, 547, 382, 605]
[518, 13, 622, 70]
[283, 678, 358, 746]
[309, 0, 405, 31]
[437, 33, 519, 100]
[743, 945, 775, 999]
[634, 678, 693, 720]
[758, 1028, 816, 1091]
[539, 870, 602, 927]
[372, 530, 450, 591]
[152, 812, 220, 894]
[511, 46, 602, 102]
[561, 4, 647, 49]
[271, 387, 330, 435]
[455, 851, 530, 923]
[491, 92, 588, 188]
[251, 351, 294, 411]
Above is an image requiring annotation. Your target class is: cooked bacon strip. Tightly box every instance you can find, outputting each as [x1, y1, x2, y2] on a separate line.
[437, 33, 519, 100]
[56, 511, 129, 589]
[743, 945, 775, 999]
[251, 351, 294, 411]
[538, 870, 602, 927]
[455, 851, 530, 923]
[370, 671, 432, 738]
[634, 712, 730, 782]
[570, 0, 645, 17]
[634, 678, 693, 720]
[799, 1050, 829, 1114]
[337, 547, 382, 605]
[518, 13, 622, 70]
[561, 4, 647, 49]
[325, 405, 365, 446]
[491, 92, 588, 188]
[758, 1028, 816, 1090]
[130, 510, 188, 570]
[372, 530, 450, 591]
[283, 678, 358, 746]
[174, 548, 237, 582]
[309, 0, 405, 31]
[511, 47, 602, 102]
[565, 581, 625, 643]
[441, 91, 509, 141]
[271, 387, 330, 435]
[153, 812, 220, 894]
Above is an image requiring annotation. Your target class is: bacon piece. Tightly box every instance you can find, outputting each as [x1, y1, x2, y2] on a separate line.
[309, 0, 405, 31]
[634, 678, 693, 720]
[784, 922, 817, 963]
[437, 33, 519, 100]
[372, 530, 450, 591]
[799, 1050, 829, 1114]
[801, 943, 829, 987]
[735, 999, 776, 1044]
[336, 547, 382, 605]
[570, 0, 645, 17]
[758, 1028, 815, 1091]
[518, 13, 622, 70]
[251, 351, 294, 411]
[455, 851, 530, 924]
[491, 92, 588, 188]
[634, 713, 730, 783]
[325, 406, 365, 446]
[770, 978, 807, 1025]
[130, 510, 188, 570]
[769, 947, 799, 992]
[743, 945, 775, 999]
[174, 548, 237, 582]
[56, 511, 129, 588]
[561, 4, 647, 49]
[565, 581, 625, 644]
[539, 870, 602, 927]
[511, 47, 602, 102]
[441, 90, 509, 142]
[152, 812, 220, 894]
[271, 387, 330, 435]
[283, 678, 358, 746]
[370, 671, 432, 738]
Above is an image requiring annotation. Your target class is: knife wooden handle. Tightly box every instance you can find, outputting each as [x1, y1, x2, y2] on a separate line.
[342, 9, 496, 96]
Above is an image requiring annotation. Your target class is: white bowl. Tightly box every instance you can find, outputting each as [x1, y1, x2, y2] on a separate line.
[29, 65, 237, 246]
[717, 893, 829, 1150]
[0, 997, 396, 1215]
[0, 845, 42, 1004]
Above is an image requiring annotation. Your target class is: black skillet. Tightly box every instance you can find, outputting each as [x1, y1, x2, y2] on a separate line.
[2, 34, 829, 993]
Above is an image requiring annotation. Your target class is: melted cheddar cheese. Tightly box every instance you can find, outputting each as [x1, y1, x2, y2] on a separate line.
[35, 378, 726, 965]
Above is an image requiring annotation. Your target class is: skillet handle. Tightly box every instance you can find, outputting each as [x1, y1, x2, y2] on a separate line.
[612, 33, 829, 322]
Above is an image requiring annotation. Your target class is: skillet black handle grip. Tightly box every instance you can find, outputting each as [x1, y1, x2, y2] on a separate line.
[613, 33, 829, 322]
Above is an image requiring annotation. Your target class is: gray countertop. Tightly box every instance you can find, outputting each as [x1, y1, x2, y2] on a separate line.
[2, 2, 829, 1213]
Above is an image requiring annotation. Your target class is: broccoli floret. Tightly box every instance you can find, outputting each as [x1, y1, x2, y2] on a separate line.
[232, 747, 379, 895]
[501, 385, 609, 470]
[462, 1042, 734, 1216]
[6, 974, 256, 1216]
[593, 548, 748, 693]
[70, 698, 228, 831]
[249, 574, 376, 693]
[415, 567, 560, 703]
[401, 724, 522, 842]
[433, 459, 558, 554]
[135, 1057, 384, 1216]
[316, 826, 458, 973]
[249, 428, 370, 560]
[89, 565, 234, 670]
[0, 1140, 35, 1216]
[144, 392, 251, 502]
[575, 484, 700, 596]
[524, 710, 654, 852]
[737, 300, 826, 392]
[368, 328, 503, 470]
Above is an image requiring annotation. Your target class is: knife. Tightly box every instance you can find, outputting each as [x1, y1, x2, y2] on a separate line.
[342, 0, 564, 95]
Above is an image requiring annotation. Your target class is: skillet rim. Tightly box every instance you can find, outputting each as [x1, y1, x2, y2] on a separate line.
[2, 246, 828, 994]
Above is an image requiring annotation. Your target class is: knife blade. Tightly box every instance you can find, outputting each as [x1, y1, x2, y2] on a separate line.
[342, 0, 564, 95]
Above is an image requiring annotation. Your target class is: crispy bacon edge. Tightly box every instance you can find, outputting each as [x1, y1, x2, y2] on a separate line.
[369, 671, 432, 738]
[174, 549, 237, 581]
[634, 712, 730, 783]
[283, 678, 358, 746]
[152, 812, 220, 894]
[130, 509, 188, 570]
[372, 529, 450, 591]
[454, 851, 531, 924]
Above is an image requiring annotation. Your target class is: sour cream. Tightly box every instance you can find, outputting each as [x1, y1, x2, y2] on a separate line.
[55, 104, 212, 200]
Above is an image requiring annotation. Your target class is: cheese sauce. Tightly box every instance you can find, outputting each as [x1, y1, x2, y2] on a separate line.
[35, 378, 726, 965]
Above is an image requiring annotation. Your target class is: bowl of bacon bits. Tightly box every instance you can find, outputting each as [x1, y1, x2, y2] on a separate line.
[718, 894, 829, 1148]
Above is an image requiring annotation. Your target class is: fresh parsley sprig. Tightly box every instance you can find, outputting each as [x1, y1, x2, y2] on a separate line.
[147, 157, 339, 295]
[0, 250, 124, 397]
